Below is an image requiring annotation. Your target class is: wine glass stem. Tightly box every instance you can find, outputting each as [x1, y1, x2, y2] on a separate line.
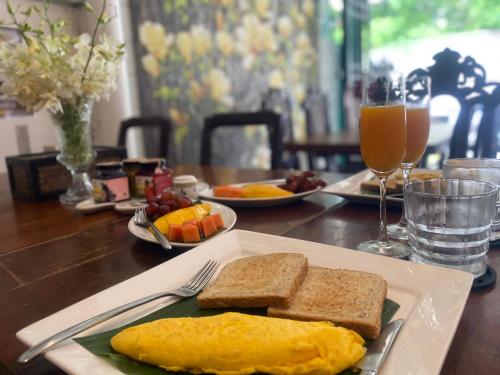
[378, 176, 389, 244]
[398, 168, 411, 226]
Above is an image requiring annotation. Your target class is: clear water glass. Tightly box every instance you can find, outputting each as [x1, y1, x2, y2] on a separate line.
[443, 158, 500, 240]
[405, 179, 498, 277]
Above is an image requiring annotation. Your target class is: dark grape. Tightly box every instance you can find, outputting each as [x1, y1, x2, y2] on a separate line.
[286, 175, 300, 184]
[316, 179, 327, 188]
[302, 170, 315, 178]
[159, 204, 171, 216]
[287, 181, 299, 193]
[177, 196, 193, 209]
[160, 190, 176, 202]
[145, 202, 160, 217]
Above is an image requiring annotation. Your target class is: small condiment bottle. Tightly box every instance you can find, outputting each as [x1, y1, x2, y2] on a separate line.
[122, 158, 141, 197]
[92, 162, 130, 203]
[135, 159, 157, 198]
[135, 159, 174, 197]
[152, 158, 173, 195]
[173, 175, 199, 199]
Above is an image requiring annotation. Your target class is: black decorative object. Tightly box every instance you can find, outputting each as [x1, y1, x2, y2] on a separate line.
[407, 48, 500, 158]
[5, 146, 127, 202]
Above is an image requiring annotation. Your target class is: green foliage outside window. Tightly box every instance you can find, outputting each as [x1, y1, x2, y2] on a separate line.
[370, 0, 500, 48]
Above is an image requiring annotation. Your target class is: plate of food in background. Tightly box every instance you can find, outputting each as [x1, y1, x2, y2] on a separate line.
[198, 171, 327, 207]
[127, 190, 237, 248]
[323, 168, 442, 206]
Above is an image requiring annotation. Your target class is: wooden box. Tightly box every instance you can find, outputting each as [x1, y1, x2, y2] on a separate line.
[5, 146, 127, 202]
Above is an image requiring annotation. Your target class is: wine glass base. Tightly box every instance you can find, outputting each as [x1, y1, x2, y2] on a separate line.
[356, 240, 410, 259]
[387, 223, 409, 241]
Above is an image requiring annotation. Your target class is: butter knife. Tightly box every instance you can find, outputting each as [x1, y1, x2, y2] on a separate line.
[356, 319, 404, 374]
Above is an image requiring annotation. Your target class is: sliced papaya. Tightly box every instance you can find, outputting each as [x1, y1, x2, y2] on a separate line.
[200, 216, 217, 238]
[167, 224, 182, 242]
[181, 224, 201, 243]
[213, 185, 244, 198]
[211, 213, 224, 229]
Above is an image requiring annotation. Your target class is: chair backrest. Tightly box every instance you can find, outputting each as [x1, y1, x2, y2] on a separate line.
[302, 88, 330, 136]
[407, 48, 495, 158]
[474, 84, 500, 158]
[201, 111, 283, 169]
[261, 89, 294, 141]
[118, 117, 171, 158]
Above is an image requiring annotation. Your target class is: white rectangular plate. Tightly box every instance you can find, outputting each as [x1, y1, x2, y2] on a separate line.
[17, 230, 472, 375]
[324, 169, 404, 206]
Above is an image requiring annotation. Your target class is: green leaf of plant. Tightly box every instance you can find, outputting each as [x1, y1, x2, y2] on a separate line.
[75, 297, 400, 375]
[84, 2, 94, 13]
[6, 1, 15, 16]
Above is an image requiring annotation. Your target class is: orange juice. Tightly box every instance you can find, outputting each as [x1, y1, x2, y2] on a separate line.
[360, 105, 406, 176]
[403, 107, 430, 165]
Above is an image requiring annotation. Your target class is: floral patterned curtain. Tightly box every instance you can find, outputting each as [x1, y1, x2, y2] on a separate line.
[130, 0, 318, 167]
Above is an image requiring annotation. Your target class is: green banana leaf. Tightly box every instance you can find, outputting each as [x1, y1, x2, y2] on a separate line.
[75, 297, 400, 375]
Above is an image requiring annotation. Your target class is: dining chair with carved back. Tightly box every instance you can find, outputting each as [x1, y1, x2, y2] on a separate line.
[407, 48, 498, 162]
[118, 117, 171, 159]
[201, 111, 284, 170]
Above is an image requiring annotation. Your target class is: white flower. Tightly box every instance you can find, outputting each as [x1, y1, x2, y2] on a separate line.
[235, 15, 277, 61]
[292, 50, 305, 67]
[215, 31, 234, 56]
[190, 25, 212, 56]
[176, 32, 193, 63]
[303, 0, 315, 18]
[277, 16, 293, 38]
[297, 32, 311, 50]
[293, 84, 306, 103]
[139, 21, 173, 61]
[269, 69, 285, 89]
[0, 32, 123, 113]
[255, 0, 270, 18]
[190, 80, 204, 101]
[141, 54, 160, 78]
[204, 68, 232, 106]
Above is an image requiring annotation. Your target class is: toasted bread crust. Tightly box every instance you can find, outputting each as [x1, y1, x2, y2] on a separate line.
[197, 253, 308, 308]
[267, 267, 387, 339]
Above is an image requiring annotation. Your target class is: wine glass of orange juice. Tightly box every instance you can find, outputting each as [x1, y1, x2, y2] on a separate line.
[358, 75, 410, 258]
[387, 76, 431, 241]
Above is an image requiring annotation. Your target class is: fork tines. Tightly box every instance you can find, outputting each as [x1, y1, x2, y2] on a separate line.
[185, 260, 219, 291]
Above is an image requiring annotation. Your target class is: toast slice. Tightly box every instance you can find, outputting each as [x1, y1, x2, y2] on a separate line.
[267, 267, 387, 339]
[197, 253, 308, 308]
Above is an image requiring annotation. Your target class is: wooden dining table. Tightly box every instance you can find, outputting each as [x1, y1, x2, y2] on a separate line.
[285, 124, 453, 161]
[0, 165, 499, 375]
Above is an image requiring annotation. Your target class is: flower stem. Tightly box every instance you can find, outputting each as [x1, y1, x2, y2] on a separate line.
[81, 0, 108, 85]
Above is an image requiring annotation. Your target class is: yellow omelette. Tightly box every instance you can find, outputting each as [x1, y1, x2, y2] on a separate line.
[111, 312, 366, 375]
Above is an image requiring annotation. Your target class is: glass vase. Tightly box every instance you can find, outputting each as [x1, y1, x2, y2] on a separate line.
[52, 100, 95, 205]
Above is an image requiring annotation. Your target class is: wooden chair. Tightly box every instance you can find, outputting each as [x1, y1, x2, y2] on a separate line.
[407, 48, 498, 160]
[118, 117, 171, 158]
[474, 84, 500, 158]
[200, 111, 283, 169]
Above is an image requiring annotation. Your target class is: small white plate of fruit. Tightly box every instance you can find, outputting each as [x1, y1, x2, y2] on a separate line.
[198, 171, 327, 207]
[128, 190, 237, 248]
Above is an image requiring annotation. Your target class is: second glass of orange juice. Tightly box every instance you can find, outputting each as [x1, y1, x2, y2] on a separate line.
[358, 75, 410, 258]
[387, 76, 431, 241]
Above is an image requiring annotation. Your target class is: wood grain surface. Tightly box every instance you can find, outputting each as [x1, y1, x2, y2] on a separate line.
[0, 166, 498, 374]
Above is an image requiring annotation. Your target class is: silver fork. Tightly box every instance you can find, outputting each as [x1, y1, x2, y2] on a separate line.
[18, 260, 219, 364]
[134, 207, 172, 250]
